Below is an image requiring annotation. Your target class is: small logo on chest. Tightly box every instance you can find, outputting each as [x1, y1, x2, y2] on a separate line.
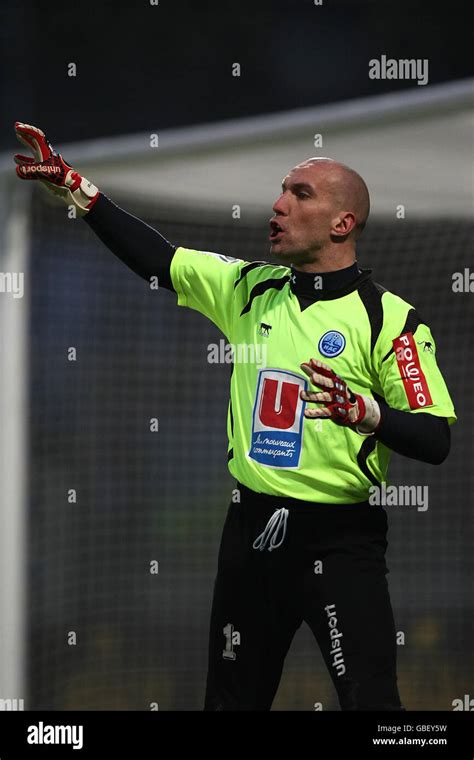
[318, 330, 346, 358]
[258, 322, 272, 337]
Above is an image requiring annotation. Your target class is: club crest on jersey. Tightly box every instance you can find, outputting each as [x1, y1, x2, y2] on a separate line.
[249, 369, 307, 469]
[318, 330, 346, 358]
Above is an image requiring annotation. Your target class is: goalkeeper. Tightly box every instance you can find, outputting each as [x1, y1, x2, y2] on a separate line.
[14, 122, 457, 711]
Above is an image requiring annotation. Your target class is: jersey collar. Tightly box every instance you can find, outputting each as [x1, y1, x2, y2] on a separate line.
[289, 262, 372, 302]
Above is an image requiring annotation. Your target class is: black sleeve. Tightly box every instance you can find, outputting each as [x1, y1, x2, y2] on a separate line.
[83, 193, 177, 291]
[374, 400, 451, 465]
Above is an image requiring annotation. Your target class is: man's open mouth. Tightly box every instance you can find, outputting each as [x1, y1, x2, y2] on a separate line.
[269, 220, 285, 241]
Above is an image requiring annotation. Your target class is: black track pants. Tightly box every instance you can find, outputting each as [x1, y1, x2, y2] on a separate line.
[204, 483, 403, 711]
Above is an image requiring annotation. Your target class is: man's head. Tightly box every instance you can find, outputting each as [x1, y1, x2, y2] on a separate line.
[269, 158, 370, 267]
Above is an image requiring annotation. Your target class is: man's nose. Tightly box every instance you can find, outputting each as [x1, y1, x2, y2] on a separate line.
[272, 192, 288, 215]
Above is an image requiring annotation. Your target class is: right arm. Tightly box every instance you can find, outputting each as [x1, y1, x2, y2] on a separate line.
[13, 121, 177, 292]
[84, 193, 177, 292]
[13, 121, 257, 338]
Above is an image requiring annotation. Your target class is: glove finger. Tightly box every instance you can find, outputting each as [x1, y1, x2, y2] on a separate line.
[300, 362, 316, 379]
[304, 408, 332, 419]
[300, 365, 335, 391]
[309, 358, 334, 376]
[14, 153, 35, 166]
[300, 390, 332, 403]
[16, 132, 45, 162]
[312, 374, 336, 391]
[301, 359, 334, 383]
[15, 121, 45, 141]
[309, 360, 339, 390]
[15, 122, 51, 161]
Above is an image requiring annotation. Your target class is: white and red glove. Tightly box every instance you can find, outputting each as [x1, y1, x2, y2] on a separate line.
[14, 122, 99, 216]
[300, 358, 381, 435]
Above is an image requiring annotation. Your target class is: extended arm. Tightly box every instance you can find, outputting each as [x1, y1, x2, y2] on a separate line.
[84, 193, 177, 291]
[14, 121, 177, 291]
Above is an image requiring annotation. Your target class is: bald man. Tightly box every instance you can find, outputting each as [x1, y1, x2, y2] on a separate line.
[271, 158, 370, 266]
[15, 124, 456, 711]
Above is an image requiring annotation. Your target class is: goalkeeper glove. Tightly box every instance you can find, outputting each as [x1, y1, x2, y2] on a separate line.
[300, 358, 381, 435]
[14, 122, 99, 216]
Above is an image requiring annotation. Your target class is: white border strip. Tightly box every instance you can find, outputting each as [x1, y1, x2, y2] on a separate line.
[0, 178, 28, 709]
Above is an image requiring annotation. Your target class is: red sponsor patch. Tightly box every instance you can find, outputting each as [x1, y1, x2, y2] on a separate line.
[393, 332, 433, 409]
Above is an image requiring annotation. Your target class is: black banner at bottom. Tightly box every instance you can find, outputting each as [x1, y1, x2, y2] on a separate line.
[0, 710, 472, 757]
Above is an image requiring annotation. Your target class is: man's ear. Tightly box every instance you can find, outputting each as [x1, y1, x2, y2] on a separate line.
[332, 211, 356, 238]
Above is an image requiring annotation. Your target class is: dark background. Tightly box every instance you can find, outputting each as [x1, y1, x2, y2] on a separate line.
[1, 0, 472, 149]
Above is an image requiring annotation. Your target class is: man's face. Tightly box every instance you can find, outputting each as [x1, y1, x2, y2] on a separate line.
[269, 162, 339, 264]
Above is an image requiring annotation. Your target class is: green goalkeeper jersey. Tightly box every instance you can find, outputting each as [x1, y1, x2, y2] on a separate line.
[170, 246, 456, 504]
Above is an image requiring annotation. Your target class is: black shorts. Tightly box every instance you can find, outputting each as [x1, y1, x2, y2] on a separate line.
[204, 482, 403, 711]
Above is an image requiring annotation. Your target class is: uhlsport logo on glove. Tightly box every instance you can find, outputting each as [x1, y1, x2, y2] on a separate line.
[18, 164, 61, 175]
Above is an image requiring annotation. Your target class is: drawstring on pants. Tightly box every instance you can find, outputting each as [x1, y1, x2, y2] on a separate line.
[252, 508, 289, 552]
